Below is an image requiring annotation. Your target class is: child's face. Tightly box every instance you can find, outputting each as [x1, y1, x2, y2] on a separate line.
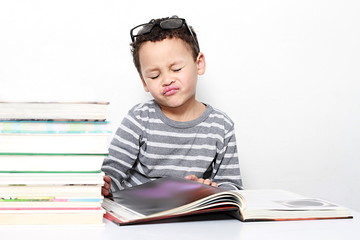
[138, 37, 205, 110]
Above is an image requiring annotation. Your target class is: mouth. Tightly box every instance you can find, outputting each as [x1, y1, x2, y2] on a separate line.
[163, 86, 179, 96]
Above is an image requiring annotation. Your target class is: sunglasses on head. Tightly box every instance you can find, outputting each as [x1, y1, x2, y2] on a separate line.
[130, 16, 200, 51]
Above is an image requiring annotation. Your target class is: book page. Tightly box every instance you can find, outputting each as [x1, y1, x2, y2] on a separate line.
[110, 177, 224, 216]
[236, 189, 343, 210]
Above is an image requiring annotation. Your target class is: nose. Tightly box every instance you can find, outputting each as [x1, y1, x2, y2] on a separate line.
[161, 73, 175, 86]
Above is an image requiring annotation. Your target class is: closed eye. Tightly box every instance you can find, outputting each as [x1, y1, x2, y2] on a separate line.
[149, 74, 159, 80]
[173, 67, 182, 72]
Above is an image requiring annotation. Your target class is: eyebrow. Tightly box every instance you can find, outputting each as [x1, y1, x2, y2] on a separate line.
[169, 60, 185, 68]
[144, 61, 183, 72]
[143, 67, 159, 75]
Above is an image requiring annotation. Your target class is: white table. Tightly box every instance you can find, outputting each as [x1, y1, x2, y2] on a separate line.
[0, 211, 359, 240]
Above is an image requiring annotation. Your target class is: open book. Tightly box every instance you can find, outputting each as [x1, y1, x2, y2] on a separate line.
[102, 177, 353, 225]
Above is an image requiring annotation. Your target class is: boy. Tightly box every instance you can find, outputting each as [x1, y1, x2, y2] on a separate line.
[101, 16, 242, 196]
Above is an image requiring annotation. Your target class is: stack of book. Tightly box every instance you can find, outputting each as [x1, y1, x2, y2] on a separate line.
[0, 101, 110, 225]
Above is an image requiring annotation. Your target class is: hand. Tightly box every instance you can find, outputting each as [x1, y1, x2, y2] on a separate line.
[102, 175, 112, 197]
[185, 175, 218, 187]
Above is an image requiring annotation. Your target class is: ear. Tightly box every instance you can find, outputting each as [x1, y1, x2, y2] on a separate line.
[140, 76, 150, 92]
[196, 52, 206, 75]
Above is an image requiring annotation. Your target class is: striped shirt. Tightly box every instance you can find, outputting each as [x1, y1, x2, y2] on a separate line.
[101, 100, 242, 191]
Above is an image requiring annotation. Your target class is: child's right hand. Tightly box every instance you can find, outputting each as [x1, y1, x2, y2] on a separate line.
[102, 175, 112, 197]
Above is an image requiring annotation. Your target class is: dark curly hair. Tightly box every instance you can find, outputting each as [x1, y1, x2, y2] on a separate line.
[130, 17, 200, 76]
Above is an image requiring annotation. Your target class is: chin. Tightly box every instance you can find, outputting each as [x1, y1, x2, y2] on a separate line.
[157, 100, 185, 109]
[160, 103, 183, 108]
[156, 96, 194, 109]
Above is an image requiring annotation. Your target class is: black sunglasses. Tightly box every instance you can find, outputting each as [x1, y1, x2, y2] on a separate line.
[130, 17, 200, 51]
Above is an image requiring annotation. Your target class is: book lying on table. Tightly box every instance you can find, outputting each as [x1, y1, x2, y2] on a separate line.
[0, 172, 105, 185]
[0, 101, 109, 121]
[102, 177, 353, 225]
[0, 197, 103, 209]
[0, 120, 110, 134]
[0, 209, 105, 225]
[0, 133, 110, 154]
[0, 153, 106, 173]
[0, 172, 105, 197]
[0, 184, 103, 198]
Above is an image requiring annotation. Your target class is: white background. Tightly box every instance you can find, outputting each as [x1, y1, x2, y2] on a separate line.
[1, 1, 359, 211]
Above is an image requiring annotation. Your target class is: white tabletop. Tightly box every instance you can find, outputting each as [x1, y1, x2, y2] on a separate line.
[1, 211, 359, 240]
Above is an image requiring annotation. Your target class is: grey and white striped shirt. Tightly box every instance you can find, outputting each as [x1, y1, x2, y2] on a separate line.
[102, 100, 242, 191]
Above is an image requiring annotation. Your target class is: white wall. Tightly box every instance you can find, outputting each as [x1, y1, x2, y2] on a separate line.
[1, 0, 359, 211]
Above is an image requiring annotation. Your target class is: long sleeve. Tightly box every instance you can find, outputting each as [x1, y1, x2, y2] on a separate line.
[101, 111, 143, 192]
[211, 125, 243, 190]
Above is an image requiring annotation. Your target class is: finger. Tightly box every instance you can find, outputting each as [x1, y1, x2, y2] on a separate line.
[211, 182, 218, 187]
[197, 178, 205, 184]
[185, 175, 198, 181]
[103, 181, 110, 190]
[104, 176, 111, 184]
[101, 187, 110, 197]
[203, 179, 212, 185]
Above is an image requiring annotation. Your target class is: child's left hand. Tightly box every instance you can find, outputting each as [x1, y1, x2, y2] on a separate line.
[185, 175, 218, 187]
